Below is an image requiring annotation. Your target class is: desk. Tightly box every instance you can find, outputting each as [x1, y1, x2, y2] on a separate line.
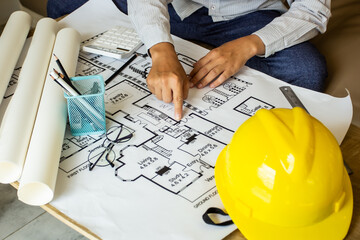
[10, 124, 360, 239]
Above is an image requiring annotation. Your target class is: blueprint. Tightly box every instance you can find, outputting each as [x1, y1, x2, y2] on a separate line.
[0, 0, 351, 239]
[55, 45, 240, 240]
[60, 49, 249, 202]
[50, 37, 352, 240]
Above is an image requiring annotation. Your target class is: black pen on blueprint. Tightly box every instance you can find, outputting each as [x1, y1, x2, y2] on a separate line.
[105, 52, 140, 86]
[53, 53, 81, 95]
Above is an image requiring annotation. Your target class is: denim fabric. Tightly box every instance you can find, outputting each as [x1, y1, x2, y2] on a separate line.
[47, 0, 326, 91]
[47, 0, 127, 19]
[168, 5, 327, 91]
[47, 0, 88, 19]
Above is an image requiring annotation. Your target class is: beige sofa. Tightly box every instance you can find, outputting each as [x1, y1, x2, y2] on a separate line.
[20, 0, 47, 17]
[19, 0, 360, 127]
[312, 0, 360, 127]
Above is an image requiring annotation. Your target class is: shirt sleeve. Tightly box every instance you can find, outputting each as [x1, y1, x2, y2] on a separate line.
[253, 0, 331, 57]
[128, 0, 174, 50]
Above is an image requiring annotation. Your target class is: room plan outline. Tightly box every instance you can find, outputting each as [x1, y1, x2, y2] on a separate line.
[57, 49, 276, 204]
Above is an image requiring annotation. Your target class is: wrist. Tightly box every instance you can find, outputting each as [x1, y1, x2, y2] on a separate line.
[246, 34, 265, 56]
[149, 42, 177, 60]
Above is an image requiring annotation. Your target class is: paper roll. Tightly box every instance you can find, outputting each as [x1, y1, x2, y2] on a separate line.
[0, 18, 58, 184]
[18, 28, 80, 206]
[0, 11, 31, 102]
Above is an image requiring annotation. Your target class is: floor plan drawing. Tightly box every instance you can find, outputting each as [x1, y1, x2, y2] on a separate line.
[58, 49, 269, 207]
[4, 67, 21, 99]
[0, 2, 353, 239]
[235, 96, 275, 117]
[54, 42, 338, 239]
[2, 37, 350, 240]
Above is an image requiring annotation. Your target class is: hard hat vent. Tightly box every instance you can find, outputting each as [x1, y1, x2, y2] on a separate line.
[256, 107, 315, 181]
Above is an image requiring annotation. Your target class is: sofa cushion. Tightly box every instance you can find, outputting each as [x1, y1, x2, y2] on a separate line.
[312, 0, 360, 127]
[20, 0, 47, 16]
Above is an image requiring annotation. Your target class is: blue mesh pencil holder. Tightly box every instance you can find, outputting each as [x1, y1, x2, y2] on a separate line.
[65, 75, 106, 136]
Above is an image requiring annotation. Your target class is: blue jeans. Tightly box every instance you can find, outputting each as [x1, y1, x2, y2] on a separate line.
[47, 0, 127, 19]
[47, 0, 326, 91]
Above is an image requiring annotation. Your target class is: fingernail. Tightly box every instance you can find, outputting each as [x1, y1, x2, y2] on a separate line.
[189, 82, 194, 88]
[197, 83, 202, 88]
[210, 84, 214, 88]
[175, 113, 181, 121]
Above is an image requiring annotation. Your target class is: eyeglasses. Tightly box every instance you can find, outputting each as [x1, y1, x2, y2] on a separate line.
[88, 124, 133, 171]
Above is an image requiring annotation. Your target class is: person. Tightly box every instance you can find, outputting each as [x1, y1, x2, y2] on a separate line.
[47, 0, 330, 120]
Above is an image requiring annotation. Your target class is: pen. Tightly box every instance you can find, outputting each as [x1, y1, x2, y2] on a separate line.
[105, 53, 139, 86]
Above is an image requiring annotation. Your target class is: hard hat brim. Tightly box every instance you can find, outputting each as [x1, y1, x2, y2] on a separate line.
[215, 148, 353, 240]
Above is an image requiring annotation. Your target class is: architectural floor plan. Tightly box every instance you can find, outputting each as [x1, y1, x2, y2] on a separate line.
[59, 50, 255, 204]
[0, 1, 348, 239]
[0, 24, 351, 239]
[49, 38, 351, 239]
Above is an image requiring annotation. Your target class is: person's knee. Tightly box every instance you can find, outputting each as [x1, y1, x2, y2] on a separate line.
[47, 0, 88, 19]
[310, 54, 327, 92]
[290, 45, 328, 92]
[246, 44, 327, 92]
[112, 0, 128, 14]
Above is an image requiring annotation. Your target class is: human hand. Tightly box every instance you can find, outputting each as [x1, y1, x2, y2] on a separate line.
[148, 42, 189, 120]
[189, 35, 265, 88]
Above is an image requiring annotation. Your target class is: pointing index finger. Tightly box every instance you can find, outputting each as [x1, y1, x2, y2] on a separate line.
[173, 92, 183, 121]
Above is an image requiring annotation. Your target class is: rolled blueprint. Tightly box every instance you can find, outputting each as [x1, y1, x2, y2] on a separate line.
[0, 11, 31, 103]
[0, 18, 58, 184]
[18, 28, 80, 206]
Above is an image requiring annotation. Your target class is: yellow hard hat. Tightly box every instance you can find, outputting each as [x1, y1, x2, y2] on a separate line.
[215, 107, 353, 240]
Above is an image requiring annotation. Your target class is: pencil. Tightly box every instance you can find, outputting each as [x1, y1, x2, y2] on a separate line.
[53, 54, 83, 93]
[53, 68, 81, 95]
[50, 71, 80, 97]
[53, 53, 70, 79]
[105, 53, 138, 86]
[50, 74, 71, 96]
[50, 71, 104, 129]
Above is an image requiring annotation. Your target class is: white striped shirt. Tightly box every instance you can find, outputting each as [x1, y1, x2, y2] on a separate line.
[128, 0, 331, 57]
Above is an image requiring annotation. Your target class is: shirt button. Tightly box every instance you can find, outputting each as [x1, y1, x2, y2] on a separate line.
[211, 5, 216, 10]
